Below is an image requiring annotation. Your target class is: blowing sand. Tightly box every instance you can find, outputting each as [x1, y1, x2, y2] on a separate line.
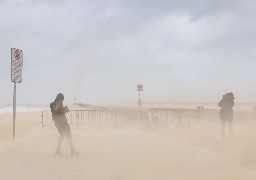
[0, 112, 256, 180]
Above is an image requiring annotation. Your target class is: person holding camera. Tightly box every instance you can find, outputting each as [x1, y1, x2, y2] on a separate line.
[50, 93, 79, 155]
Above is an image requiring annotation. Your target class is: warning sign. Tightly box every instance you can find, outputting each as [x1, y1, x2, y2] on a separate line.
[137, 84, 143, 91]
[11, 48, 23, 83]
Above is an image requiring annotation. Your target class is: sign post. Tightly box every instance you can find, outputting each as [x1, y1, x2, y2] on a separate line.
[137, 84, 143, 108]
[13, 82, 16, 140]
[11, 48, 23, 140]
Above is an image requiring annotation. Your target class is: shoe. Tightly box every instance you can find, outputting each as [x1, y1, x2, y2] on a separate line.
[55, 150, 62, 155]
[71, 151, 80, 156]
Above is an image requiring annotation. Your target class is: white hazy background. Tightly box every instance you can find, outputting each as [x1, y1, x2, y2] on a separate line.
[1, 0, 256, 105]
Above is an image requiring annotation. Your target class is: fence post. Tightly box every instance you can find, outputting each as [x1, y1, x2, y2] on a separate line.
[41, 111, 44, 128]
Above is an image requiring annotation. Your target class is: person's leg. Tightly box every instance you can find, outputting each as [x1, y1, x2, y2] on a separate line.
[227, 119, 233, 138]
[66, 132, 77, 153]
[55, 125, 64, 154]
[220, 119, 226, 138]
[56, 134, 64, 153]
[63, 124, 79, 155]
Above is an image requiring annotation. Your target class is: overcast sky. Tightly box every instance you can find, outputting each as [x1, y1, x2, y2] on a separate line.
[1, 0, 256, 105]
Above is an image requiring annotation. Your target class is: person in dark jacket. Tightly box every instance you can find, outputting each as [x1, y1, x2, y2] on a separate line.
[218, 92, 235, 138]
[50, 93, 79, 155]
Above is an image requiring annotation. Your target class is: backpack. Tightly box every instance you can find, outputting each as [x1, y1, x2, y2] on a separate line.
[50, 101, 56, 120]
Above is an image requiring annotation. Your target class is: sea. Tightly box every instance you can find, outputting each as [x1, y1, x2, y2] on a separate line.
[0, 102, 255, 114]
[0, 104, 48, 114]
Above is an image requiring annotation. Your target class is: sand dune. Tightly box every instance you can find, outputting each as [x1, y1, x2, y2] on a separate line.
[0, 112, 256, 180]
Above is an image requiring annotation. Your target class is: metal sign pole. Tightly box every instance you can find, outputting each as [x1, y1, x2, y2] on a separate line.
[11, 48, 23, 141]
[137, 84, 143, 108]
[13, 82, 16, 140]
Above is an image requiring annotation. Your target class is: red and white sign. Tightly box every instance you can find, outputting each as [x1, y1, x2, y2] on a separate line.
[11, 48, 23, 83]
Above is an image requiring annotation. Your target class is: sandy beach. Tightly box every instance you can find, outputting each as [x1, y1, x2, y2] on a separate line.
[0, 112, 41, 142]
[0, 111, 256, 180]
[2, 0, 256, 179]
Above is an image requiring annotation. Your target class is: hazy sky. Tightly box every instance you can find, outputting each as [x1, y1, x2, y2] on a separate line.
[1, 0, 256, 105]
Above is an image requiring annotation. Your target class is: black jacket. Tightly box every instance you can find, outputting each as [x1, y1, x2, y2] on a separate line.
[50, 100, 68, 122]
[218, 93, 234, 115]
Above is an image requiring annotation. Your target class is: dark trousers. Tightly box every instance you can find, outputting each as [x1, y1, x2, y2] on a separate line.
[219, 113, 233, 138]
[55, 122, 76, 152]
